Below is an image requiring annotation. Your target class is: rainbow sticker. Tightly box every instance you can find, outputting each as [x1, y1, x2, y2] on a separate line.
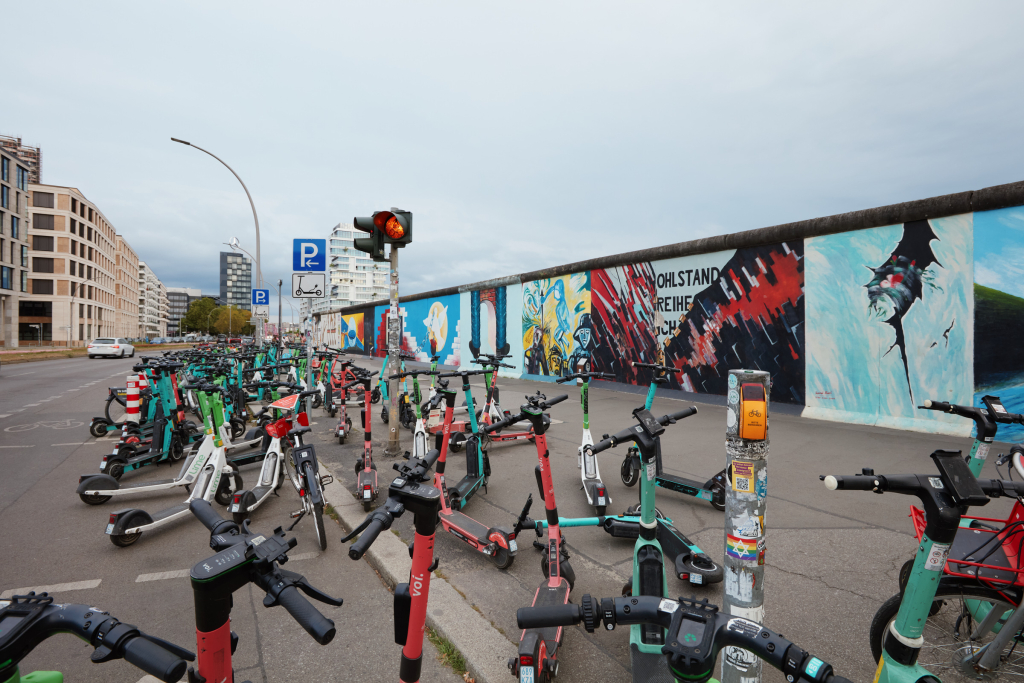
[726, 534, 758, 561]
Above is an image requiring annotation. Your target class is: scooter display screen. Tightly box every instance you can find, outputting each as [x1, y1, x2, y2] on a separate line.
[634, 409, 665, 438]
[931, 450, 989, 506]
[676, 614, 707, 647]
[191, 545, 249, 581]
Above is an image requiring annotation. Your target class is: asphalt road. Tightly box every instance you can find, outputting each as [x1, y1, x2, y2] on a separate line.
[0, 356, 462, 683]
[319, 358, 1022, 683]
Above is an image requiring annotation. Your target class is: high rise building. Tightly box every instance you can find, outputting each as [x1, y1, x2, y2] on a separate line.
[0, 145, 32, 346]
[0, 136, 41, 184]
[315, 222, 388, 315]
[220, 251, 252, 311]
[167, 287, 201, 336]
[25, 184, 123, 345]
[138, 262, 168, 339]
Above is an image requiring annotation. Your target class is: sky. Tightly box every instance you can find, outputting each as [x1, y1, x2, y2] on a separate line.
[6, 1, 1024, 322]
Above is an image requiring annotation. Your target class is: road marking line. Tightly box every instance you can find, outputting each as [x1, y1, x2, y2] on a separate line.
[1, 579, 102, 599]
[24, 403, 40, 407]
[0, 414, 9, 419]
[136, 570, 189, 583]
[52, 442, 89, 446]
[0, 445, 32, 449]
[288, 551, 321, 562]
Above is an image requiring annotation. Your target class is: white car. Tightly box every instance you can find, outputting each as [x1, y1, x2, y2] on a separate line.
[87, 338, 135, 359]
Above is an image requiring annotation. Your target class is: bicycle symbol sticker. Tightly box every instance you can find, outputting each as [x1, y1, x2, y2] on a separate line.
[5, 420, 83, 432]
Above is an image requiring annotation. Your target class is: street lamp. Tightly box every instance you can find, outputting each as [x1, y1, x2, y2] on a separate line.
[29, 323, 41, 346]
[171, 137, 263, 347]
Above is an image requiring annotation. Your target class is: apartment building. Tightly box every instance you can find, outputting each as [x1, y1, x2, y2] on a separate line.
[138, 262, 168, 339]
[114, 235, 140, 339]
[220, 252, 252, 311]
[0, 145, 31, 347]
[26, 184, 119, 345]
[167, 287, 201, 336]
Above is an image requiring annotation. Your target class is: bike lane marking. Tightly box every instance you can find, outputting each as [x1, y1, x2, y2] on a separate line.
[1, 579, 102, 599]
[0, 445, 33, 449]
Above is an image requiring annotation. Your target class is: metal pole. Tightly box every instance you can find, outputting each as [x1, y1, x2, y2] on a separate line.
[277, 279, 283, 359]
[305, 315, 314, 415]
[384, 246, 401, 456]
[721, 369, 771, 683]
[170, 137, 263, 348]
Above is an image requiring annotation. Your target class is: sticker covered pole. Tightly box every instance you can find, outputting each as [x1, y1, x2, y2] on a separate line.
[721, 369, 770, 683]
[384, 245, 402, 456]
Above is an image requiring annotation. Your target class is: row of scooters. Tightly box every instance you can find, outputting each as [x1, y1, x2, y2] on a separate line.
[8, 345, 1024, 683]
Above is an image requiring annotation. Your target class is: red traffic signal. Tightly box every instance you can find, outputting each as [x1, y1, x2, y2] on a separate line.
[374, 210, 412, 245]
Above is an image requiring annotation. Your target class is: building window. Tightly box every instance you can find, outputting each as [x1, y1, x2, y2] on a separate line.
[32, 257, 54, 273]
[16, 167, 27, 191]
[20, 271, 27, 292]
[0, 266, 10, 290]
[32, 279, 53, 295]
[0, 157, 7, 181]
[1, 185, 8, 209]
[34, 214, 53, 231]
[33, 191, 54, 208]
[33, 235, 54, 251]
[11, 216, 18, 239]
[20, 245, 27, 267]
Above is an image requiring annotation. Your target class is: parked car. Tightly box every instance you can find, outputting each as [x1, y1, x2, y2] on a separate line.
[87, 338, 135, 359]
[241, 336, 254, 346]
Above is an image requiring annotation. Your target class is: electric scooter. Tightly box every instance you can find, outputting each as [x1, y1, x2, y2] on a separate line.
[586, 403, 704, 680]
[620, 361, 727, 511]
[556, 367, 616, 516]
[103, 385, 243, 547]
[390, 369, 439, 460]
[187, 499, 341, 683]
[472, 354, 537, 448]
[431, 375, 532, 567]
[354, 371, 379, 511]
[436, 369, 493, 510]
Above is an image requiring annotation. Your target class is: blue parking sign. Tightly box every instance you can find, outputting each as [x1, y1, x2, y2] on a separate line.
[252, 289, 270, 306]
[293, 239, 326, 271]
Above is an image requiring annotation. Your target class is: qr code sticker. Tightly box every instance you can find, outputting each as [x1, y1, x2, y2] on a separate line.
[735, 477, 752, 492]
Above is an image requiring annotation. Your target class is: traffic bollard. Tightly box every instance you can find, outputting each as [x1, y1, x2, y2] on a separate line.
[722, 369, 770, 683]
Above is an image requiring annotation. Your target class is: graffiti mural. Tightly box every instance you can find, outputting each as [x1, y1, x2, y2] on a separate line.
[658, 245, 805, 404]
[805, 215, 973, 433]
[590, 263, 660, 383]
[974, 207, 1024, 441]
[522, 273, 591, 378]
[459, 284, 525, 377]
[338, 312, 364, 351]
[373, 295, 461, 365]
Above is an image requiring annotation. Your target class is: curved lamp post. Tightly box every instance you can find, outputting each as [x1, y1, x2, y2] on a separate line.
[172, 137, 263, 346]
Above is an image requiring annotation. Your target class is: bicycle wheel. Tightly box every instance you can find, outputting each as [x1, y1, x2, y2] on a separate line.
[312, 501, 327, 551]
[869, 584, 1024, 682]
[105, 393, 128, 424]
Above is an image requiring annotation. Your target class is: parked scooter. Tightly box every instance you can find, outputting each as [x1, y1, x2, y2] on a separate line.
[556, 366, 616, 515]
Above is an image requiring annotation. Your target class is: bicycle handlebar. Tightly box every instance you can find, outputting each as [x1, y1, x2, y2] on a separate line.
[436, 370, 489, 379]
[516, 595, 847, 683]
[470, 358, 515, 369]
[388, 370, 439, 380]
[484, 394, 570, 433]
[629, 361, 682, 374]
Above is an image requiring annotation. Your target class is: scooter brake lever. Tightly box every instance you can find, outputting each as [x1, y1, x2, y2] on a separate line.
[290, 572, 344, 607]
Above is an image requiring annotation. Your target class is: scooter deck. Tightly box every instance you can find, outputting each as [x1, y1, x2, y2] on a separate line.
[116, 477, 178, 490]
[452, 475, 484, 503]
[150, 502, 191, 523]
[629, 644, 675, 683]
[525, 581, 570, 648]
[655, 473, 715, 500]
[441, 510, 490, 544]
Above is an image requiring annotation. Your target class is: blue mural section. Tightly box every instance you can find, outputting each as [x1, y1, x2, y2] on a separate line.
[459, 284, 525, 377]
[973, 206, 1024, 442]
[804, 215, 974, 434]
[372, 296, 461, 366]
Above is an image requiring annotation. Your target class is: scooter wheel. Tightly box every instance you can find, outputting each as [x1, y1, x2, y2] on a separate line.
[708, 482, 726, 511]
[620, 457, 640, 487]
[449, 432, 467, 453]
[595, 505, 606, 517]
[110, 531, 141, 547]
[621, 581, 632, 597]
[381, 406, 389, 423]
[89, 422, 108, 438]
[492, 545, 514, 570]
[312, 394, 323, 409]
[354, 459, 364, 474]
[363, 500, 373, 513]
[107, 461, 125, 481]
[79, 492, 112, 505]
[168, 436, 185, 462]
[215, 467, 243, 506]
[898, 558, 914, 594]
[338, 433, 346, 444]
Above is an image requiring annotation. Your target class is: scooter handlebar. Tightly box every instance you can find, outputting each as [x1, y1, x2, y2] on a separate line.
[629, 361, 682, 374]
[345, 509, 395, 560]
[122, 634, 191, 683]
[276, 584, 337, 645]
[189, 499, 237, 536]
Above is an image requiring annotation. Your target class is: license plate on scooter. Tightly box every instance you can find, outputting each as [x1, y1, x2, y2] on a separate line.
[509, 539, 517, 552]
[520, 666, 534, 683]
[105, 523, 115, 535]
[100, 461, 106, 470]
[363, 489, 372, 500]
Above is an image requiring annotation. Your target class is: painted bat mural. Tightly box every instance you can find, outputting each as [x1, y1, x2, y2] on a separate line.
[864, 219, 942, 402]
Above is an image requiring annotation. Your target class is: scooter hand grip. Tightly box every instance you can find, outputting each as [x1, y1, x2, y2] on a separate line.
[277, 585, 337, 645]
[348, 518, 387, 560]
[667, 406, 698, 421]
[122, 635, 190, 683]
[821, 475, 879, 491]
[189, 499, 227, 531]
[516, 604, 582, 629]
[545, 394, 569, 407]
[920, 399, 951, 411]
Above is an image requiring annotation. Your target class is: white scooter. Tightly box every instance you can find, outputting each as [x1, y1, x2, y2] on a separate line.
[556, 368, 616, 516]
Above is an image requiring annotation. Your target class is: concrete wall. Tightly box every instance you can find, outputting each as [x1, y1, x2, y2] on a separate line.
[312, 179, 1024, 437]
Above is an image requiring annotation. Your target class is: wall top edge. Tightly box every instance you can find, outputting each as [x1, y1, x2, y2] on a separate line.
[312, 178, 1024, 319]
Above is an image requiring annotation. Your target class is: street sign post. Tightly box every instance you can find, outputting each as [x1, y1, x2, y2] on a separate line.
[293, 239, 326, 271]
[292, 273, 326, 298]
[252, 289, 270, 307]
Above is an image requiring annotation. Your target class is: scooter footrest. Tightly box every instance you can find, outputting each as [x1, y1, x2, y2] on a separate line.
[319, 474, 334, 487]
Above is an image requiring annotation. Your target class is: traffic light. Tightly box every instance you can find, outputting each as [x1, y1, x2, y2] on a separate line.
[374, 209, 412, 245]
[353, 215, 385, 261]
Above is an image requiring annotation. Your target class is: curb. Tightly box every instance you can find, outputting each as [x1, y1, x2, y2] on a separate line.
[321, 464, 515, 683]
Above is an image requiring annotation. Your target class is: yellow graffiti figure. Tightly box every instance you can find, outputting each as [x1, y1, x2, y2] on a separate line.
[423, 302, 448, 354]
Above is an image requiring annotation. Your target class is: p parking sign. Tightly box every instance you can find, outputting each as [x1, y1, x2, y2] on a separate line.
[293, 239, 326, 271]
[252, 289, 270, 306]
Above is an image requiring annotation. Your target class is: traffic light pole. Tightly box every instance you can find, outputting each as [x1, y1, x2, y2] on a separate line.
[384, 245, 402, 457]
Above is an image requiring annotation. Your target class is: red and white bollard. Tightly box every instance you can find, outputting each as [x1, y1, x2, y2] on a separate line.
[125, 375, 141, 424]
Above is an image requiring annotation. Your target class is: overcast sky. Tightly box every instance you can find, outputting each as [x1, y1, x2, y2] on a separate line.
[7, 1, 1024, 321]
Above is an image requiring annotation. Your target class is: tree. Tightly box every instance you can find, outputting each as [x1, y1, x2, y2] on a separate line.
[181, 298, 218, 334]
[212, 305, 253, 335]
